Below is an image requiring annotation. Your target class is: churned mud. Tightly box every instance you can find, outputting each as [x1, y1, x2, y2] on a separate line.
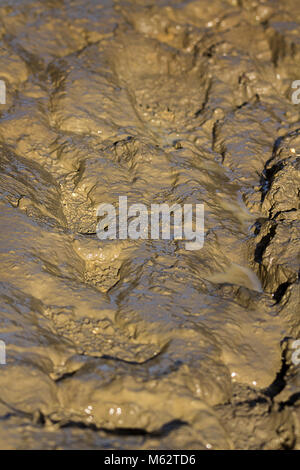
[0, 0, 299, 450]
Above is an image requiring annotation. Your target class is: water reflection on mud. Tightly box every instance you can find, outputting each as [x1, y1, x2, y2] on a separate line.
[0, 0, 299, 450]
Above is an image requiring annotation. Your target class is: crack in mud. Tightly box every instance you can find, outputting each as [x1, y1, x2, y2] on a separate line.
[0, 0, 299, 450]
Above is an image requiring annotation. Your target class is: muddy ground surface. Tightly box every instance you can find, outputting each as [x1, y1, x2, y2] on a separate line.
[0, 0, 299, 450]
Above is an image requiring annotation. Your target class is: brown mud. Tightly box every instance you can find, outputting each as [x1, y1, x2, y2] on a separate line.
[0, 0, 299, 450]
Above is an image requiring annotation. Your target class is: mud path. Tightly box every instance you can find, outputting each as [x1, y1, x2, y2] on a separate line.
[0, 0, 299, 449]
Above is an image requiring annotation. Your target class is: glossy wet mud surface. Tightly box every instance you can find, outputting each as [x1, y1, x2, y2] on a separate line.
[0, 0, 299, 449]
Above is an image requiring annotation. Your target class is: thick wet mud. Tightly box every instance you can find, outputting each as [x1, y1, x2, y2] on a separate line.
[0, 0, 299, 450]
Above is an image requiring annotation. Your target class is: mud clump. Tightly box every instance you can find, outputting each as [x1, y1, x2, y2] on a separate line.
[0, 0, 299, 450]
